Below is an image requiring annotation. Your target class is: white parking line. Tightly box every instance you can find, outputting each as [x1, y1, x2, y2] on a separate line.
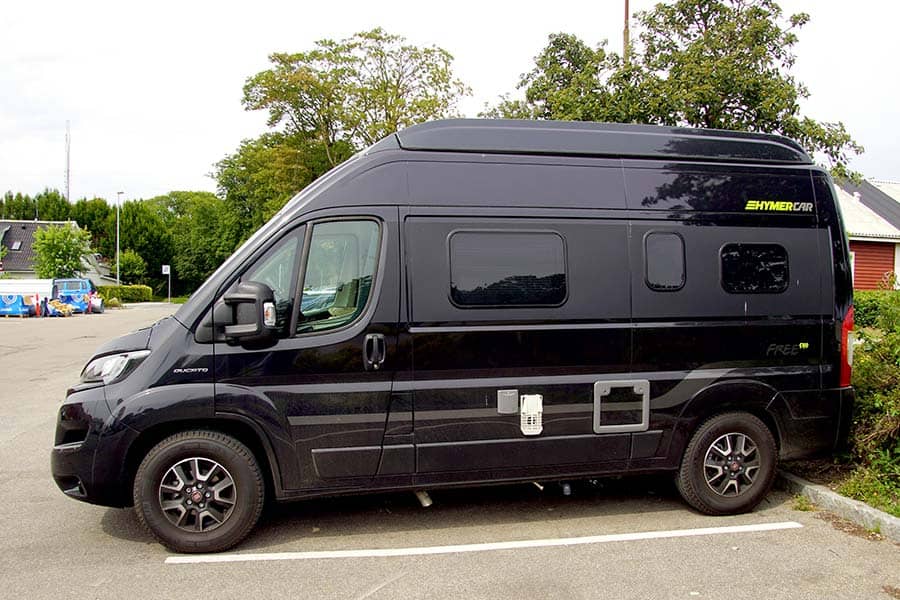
[165, 521, 802, 565]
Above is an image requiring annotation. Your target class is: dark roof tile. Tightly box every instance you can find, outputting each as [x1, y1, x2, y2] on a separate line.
[838, 180, 900, 230]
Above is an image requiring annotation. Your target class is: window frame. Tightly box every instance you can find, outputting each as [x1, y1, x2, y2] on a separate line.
[643, 230, 686, 292]
[239, 225, 306, 336]
[292, 216, 383, 337]
[719, 242, 790, 295]
[446, 228, 569, 309]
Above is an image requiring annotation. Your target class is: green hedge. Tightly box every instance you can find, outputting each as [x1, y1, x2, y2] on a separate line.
[854, 290, 900, 328]
[97, 284, 153, 303]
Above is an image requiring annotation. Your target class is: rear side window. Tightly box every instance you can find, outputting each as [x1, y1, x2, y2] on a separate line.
[449, 231, 567, 307]
[645, 232, 685, 291]
[721, 243, 789, 294]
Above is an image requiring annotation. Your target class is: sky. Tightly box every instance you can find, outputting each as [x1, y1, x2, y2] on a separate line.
[1, 0, 898, 204]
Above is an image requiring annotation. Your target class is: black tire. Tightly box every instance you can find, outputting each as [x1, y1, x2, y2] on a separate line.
[676, 412, 777, 516]
[133, 430, 264, 553]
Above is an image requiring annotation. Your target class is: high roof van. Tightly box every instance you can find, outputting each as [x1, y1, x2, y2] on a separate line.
[52, 119, 855, 553]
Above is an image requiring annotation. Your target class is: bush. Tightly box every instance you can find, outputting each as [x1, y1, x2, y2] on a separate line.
[854, 290, 899, 328]
[97, 284, 153, 303]
[844, 292, 900, 515]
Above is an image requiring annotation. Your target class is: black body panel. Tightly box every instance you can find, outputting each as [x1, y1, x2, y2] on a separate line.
[52, 119, 852, 511]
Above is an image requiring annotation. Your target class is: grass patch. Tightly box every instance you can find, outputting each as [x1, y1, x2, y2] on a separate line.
[791, 494, 815, 511]
[836, 466, 900, 518]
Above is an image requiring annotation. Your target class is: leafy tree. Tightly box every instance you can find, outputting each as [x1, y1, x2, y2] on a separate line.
[104, 200, 173, 292]
[243, 28, 469, 163]
[34, 189, 70, 221]
[70, 197, 112, 252]
[485, 0, 862, 176]
[2, 192, 36, 220]
[117, 249, 147, 284]
[172, 194, 234, 289]
[32, 224, 91, 279]
[214, 132, 352, 244]
[143, 191, 238, 290]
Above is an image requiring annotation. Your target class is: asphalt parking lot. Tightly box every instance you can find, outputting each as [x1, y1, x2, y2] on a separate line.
[1, 306, 898, 599]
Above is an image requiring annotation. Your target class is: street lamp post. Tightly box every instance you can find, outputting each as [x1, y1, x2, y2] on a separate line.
[116, 191, 123, 285]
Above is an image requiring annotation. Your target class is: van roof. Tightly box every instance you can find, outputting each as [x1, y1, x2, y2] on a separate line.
[393, 119, 812, 165]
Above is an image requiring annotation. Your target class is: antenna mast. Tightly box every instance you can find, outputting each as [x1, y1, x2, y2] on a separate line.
[624, 0, 631, 64]
[65, 121, 71, 202]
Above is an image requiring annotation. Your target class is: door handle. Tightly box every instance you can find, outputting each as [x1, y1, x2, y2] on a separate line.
[364, 333, 386, 371]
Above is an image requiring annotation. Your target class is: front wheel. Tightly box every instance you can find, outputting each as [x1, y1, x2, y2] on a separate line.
[133, 430, 264, 553]
[676, 412, 777, 515]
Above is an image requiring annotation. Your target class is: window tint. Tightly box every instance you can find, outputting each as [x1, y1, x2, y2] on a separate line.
[244, 229, 303, 332]
[449, 231, 567, 307]
[645, 232, 685, 291]
[721, 243, 789, 294]
[297, 220, 380, 334]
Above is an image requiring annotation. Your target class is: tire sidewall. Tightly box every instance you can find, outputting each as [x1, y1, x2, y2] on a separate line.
[134, 435, 262, 553]
[683, 414, 777, 514]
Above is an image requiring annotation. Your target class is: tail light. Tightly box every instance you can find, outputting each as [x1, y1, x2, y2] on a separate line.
[839, 306, 854, 387]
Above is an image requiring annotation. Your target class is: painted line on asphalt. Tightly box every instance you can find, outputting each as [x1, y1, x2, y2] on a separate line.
[165, 521, 802, 565]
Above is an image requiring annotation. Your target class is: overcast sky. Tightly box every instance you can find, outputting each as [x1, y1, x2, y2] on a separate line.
[2, 0, 898, 204]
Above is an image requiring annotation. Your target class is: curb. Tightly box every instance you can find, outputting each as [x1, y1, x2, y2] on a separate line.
[776, 470, 900, 542]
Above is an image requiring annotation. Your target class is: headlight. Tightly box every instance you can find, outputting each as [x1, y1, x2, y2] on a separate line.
[81, 350, 151, 385]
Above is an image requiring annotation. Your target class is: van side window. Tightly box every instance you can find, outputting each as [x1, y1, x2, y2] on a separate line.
[243, 229, 304, 332]
[297, 220, 380, 334]
[721, 243, 789, 294]
[645, 232, 685, 291]
[449, 231, 567, 307]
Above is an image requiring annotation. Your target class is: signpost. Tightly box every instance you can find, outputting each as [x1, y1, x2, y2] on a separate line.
[162, 264, 171, 303]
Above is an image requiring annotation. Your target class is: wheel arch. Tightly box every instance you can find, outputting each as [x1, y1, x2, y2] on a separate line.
[676, 379, 783, 453]
[123, 415, 282, 507]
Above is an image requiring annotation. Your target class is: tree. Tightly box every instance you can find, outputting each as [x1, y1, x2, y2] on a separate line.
[485, 0, 862, 176]
[2, 192, 36, 220]
[144, 191, 238, 290]
[70, 197, 112, 252]
[243, 28, 469, 163]
[103, 200, 173, 292]
[118, 249, 147, 284]
[213, 132, 352, 244]
[34, 189, 70, 221]
[172, 195, 232, 290]
[32, 224, 91, 279]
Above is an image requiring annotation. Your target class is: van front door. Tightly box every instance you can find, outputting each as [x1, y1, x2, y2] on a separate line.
[214, 208, 402, 491]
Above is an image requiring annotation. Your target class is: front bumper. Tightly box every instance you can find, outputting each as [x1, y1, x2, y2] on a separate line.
[50, 385, 136, 507]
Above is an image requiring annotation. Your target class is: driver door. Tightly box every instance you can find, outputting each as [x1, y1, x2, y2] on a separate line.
[214, 208, 401, 491]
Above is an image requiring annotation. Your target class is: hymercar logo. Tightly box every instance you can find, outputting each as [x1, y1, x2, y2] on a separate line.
[173, 368, 209, 374]
[745, 200, 814, 212]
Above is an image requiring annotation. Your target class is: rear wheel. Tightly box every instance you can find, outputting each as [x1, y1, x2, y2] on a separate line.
[133, 430, 264, 553]
[676, 412, 777, 515]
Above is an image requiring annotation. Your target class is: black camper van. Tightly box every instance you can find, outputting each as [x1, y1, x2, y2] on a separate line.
[52, 119, 855, 553]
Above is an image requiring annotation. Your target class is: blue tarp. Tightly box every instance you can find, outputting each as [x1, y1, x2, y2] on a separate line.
[0, 294, 30, 316]
[59, 293, 89, 313]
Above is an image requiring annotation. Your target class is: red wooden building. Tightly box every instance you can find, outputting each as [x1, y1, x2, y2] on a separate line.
[835, 181, 900, 290]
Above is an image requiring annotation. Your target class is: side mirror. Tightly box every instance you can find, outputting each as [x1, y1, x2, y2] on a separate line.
[219, 281, 278, 346]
